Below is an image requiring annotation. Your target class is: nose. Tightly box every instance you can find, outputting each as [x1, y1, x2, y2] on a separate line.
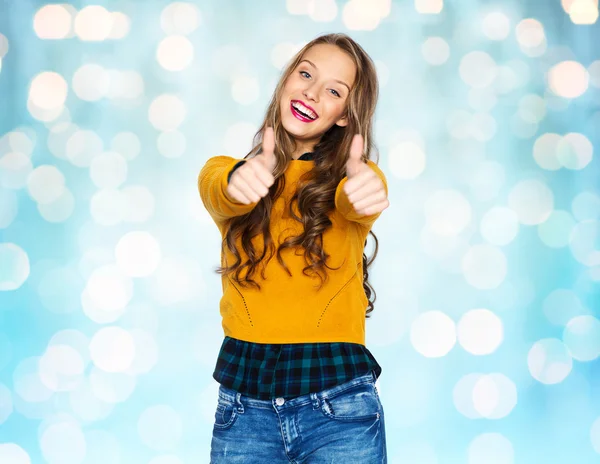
[302, 85, 318, 103]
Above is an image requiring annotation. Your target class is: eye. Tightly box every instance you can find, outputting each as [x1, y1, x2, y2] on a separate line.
[300, 70, 311, 78]
[330, 89, 340, 97]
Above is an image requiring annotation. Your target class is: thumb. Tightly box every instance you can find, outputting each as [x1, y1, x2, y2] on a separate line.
[346, 134, 364, 179]
[258, 127, 277, 172]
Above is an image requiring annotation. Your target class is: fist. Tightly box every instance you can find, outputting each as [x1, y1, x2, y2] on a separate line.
[343, 134, 390, 216]
[226, 127, 277, 204]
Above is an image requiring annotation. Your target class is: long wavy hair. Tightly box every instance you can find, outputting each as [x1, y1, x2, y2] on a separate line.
[216, 33, 380, 318]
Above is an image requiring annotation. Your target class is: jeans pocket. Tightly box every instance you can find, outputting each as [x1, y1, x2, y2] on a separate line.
[320, 383, 381, 422]
[214, 398, 238, 430]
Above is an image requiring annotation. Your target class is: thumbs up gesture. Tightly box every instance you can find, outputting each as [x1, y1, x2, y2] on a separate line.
[343, 134, 390, 216]
[226, 127, 277, 204]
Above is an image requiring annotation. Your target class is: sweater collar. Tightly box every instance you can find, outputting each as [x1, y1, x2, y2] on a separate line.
[296, 152, 315, 161]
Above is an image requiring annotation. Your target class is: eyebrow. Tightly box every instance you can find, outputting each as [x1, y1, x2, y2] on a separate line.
[299, 59, 351, 91]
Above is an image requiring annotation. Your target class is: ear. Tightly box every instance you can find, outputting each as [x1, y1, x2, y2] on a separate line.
[335, 113, 349, 127]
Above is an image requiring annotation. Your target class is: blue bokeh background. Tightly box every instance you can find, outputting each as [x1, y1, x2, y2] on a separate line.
[1, 0, 600, 462]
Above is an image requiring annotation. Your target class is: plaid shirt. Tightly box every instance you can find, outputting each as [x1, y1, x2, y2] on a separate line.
[212, 336, 382, 400]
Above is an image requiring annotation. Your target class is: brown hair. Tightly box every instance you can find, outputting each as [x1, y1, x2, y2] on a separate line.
[215, 33, 381, 318]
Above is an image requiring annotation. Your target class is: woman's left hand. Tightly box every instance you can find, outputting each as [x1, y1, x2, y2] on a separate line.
[343, 134, 390, 216]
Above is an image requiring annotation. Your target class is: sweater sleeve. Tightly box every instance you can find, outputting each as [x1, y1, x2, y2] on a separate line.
[198, 156, 258, 224]
[334, 160, 388, 229]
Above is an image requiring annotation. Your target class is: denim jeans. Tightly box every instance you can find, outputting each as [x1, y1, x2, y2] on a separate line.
[210, 369, 387, 463]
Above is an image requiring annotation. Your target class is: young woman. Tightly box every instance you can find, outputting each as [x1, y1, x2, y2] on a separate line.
[199, 32, 389, 463]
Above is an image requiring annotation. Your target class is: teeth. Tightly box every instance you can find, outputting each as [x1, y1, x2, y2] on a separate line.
[292, 101, 317, 119]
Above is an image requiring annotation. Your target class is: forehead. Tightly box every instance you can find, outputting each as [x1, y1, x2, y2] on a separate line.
[300, 43, 356, 88]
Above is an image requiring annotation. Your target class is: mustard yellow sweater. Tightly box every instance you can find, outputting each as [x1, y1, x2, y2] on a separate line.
[198, 155, 388, 345]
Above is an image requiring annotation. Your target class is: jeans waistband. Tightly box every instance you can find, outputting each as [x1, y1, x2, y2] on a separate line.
[218, 369, 377, 412]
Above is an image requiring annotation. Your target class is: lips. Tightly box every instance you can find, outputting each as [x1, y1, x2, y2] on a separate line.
[290, 100, 318, 123]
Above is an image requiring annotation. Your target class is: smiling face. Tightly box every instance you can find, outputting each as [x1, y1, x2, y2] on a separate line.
[279, 43, 357, 158]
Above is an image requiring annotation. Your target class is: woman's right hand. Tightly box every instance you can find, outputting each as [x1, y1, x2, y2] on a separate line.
[226, 127, 277, 205]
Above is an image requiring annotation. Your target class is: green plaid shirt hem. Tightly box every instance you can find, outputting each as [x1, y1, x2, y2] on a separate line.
[212, 336, 383, 400]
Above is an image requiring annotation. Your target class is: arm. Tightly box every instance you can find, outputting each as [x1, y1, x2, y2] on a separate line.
[334, 160, 388, 229]
[197, 156, 257, 224]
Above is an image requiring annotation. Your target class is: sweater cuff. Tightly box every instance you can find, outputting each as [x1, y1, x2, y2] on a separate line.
[227, 160, 247, 184]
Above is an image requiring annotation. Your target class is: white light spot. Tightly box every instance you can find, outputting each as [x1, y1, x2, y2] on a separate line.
[569, 220, 600, 267]
[160, 2, 200, 35]
[149, 254, 207, 306]
[223, 122, 257, 158]
[115, 231, 161, 277]
[85, 264, 133, 313]
[421, 37, 450, 66]
[148, 95, 186, 131]
[74, 5, 113, 41]
[518, 94, 546, 123]
[90, 151, 128, 189]
[109, 12, 131, 39]
[89, 327, 135, 373]
[538, 210, 576, 248]
[342, 0, 382, 30]
[271, 42, 304, 70]
[156, 35, 194, 72]
[121, 185, 155, 223]
[388, 141, 426, 179]
[111, 131, 141, 160]
[533, 133, 562, 170]
[26, 165, 65, 204]
[572, 191, 600, 221]
[231, 76, 260, 105]
[468, 433, 514, 464]
[89, 367, 136, 403]
[482, 11, 511, 40]
[0, 152, 33, 189]
[543, 289, 589, 326]
[515, 18, 547, 57]
[39, 344, 85, 392]
[72, 64, 109, 101]
[40, 420, 86, 464]
[66, 129, 104, 167]
[90, 189, 125, 226]
[38, 188, 75, 223]
[410, 310, 456, 358]
[424, 189, 471, 236]
[157, 131, 186, 158]
[0, 444, 31, 464]
[556, 132, 593, 170]
[563, 315, 600, 361]
[508, 179, 554, 225]
[415, 0, 444, 14]
[126, 329, 159, 375]
[480, 207, 519, 246]
[308, 0, 338, 21]
[13, 356, 54, 402]
[458, 309, 503, 355]
[138, 405, 183, 451]
[0, 243, 30, 291]
[528, 338, 572, 384]
[83, 430, 121, 464]
[462, 244, 507, 289]
[459, 51, 498, 89]
[0, 188, 18, 228]
[34, 5, 73, 40]
[29, 72, 68, 110]
[548, 61, 589, 98]
[69, 378, 114, 421]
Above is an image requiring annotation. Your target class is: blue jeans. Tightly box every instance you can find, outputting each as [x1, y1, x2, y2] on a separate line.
[210, 369, 387, 463]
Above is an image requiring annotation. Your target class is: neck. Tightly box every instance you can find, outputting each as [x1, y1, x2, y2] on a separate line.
[291, 145, 314, 160]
